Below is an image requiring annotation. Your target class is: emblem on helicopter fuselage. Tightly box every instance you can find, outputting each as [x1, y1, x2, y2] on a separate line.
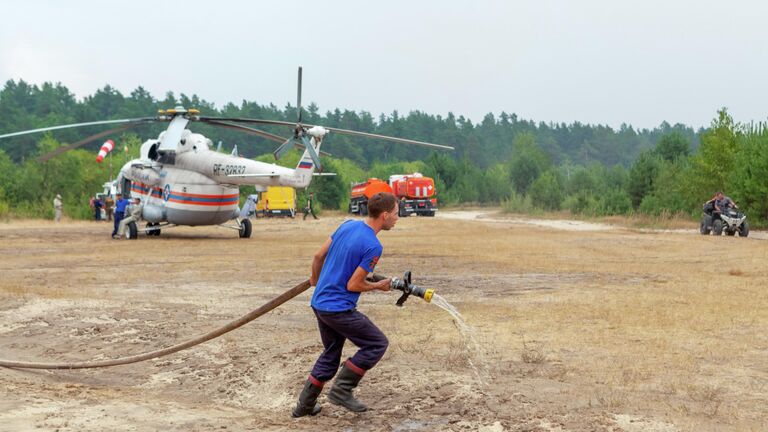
[163, 184, 171, 202]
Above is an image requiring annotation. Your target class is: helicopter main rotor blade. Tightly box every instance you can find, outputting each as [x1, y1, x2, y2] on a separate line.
[200, 120, 286, 144]
[158, 116, 189, 151]
[319, 127, 454, 151]
[0, 117, 159, 140]
[37, 124, 138, 162]
[199, 117, 299, 128]
[198, 117, 454, 151]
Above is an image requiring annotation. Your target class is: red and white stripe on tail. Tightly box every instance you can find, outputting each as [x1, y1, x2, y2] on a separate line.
[96, 140, 115, 163]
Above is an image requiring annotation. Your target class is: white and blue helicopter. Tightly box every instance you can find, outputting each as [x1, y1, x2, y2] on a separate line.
[0, 68, 453, 238]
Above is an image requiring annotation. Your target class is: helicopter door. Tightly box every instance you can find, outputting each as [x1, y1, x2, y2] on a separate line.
[122, 178, 133, 198]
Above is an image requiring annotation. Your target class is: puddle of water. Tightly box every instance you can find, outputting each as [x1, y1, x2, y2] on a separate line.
[429, 293, 488, 384]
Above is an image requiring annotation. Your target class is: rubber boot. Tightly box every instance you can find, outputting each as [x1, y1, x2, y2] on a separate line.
[327, 360, 368, 412]
[291, 377, 323, 418]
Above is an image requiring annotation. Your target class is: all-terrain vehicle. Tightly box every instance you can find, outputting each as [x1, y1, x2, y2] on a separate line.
[700, 202, 749, 237]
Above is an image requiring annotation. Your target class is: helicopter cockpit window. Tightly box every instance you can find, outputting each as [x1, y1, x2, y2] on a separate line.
[148, 143, 159, 160]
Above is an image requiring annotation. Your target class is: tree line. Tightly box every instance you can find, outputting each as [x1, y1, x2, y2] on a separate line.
[0, 80, 765, 227]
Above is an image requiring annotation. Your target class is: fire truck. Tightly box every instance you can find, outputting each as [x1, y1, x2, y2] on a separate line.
[348, 173, 438, 217]
[389, 173, 437, 217]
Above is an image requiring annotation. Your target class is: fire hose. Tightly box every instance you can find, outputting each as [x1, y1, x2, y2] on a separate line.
[0, 272, 433, 370]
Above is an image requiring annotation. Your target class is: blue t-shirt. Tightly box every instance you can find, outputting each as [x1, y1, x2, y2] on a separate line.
[115, 198, 131, 213]
[311, 220, 383, 312]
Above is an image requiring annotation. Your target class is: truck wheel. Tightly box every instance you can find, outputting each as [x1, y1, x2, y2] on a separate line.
[739, 221, 749, 237]
[360, 203, 368, 216]
[713, 219, 724, 235]
[700, 215, 712, 235]
[239, 218, 252, 238]
[127, 221, 138, 240]
[425, 210, 436, 217]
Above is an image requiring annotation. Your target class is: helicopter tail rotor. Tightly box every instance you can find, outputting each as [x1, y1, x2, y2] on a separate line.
[268, 66, 323, 169]
[297, 66, 303, 124]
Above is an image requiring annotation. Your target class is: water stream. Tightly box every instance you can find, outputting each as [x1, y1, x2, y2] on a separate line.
[429, 293, 488, 384]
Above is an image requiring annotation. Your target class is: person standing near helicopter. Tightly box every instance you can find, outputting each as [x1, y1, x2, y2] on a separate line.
[53, 194, 63, 222]
[303, 192, 318, 220]
[292, 192, 399, 417]
[111, 193, 131, 239]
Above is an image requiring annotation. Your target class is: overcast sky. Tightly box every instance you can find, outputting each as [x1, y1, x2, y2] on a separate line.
[1, 1, 766, 129]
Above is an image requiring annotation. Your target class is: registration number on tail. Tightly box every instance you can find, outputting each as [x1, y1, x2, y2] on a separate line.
[213, 164, 246, 176]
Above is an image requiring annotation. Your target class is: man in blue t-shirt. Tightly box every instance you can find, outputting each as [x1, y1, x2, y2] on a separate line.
[292, 192, 400, 417]
[111, 193, 131, 239]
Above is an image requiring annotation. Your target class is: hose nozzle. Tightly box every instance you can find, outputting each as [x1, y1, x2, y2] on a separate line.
[391, 271, 435, 306]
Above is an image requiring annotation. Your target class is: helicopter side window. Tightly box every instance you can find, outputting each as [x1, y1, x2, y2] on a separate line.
[157, 151, 175, 165]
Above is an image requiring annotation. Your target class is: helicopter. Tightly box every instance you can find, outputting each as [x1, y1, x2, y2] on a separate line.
[0, 68, 454, 238]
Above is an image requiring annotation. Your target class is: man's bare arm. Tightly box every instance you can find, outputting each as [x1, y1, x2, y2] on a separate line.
[347, 267, 390, 293]
[310, 237, 332, 286]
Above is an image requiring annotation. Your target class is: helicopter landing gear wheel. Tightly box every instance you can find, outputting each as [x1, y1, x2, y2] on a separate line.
[127, 221, 138, 240]
[239, 219, 252, 238]
[146, 222, 161, 236]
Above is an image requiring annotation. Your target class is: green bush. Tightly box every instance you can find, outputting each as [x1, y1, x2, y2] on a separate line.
[597, 189, 633, 215]
[0, 200, 10, 220]
[529, 170, 564, 211]
[564, 191, 598, 215]
[501, 192, 537, 214]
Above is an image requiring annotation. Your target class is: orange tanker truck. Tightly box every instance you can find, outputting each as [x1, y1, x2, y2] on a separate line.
[349, 178, 392, 216]
[348, 173, 438, 217]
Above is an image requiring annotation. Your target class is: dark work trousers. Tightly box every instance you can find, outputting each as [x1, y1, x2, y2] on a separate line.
[310, 308, 389, 382]
[112, 211, 124, 237]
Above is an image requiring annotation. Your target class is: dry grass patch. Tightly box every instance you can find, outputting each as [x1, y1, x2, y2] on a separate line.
[1, 215, 767, 431]
[520, 339, 546, 364]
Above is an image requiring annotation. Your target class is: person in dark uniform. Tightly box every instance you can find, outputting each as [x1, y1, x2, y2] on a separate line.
[292, 192, 400, 417]
[303, 192, 318, 220]
[93, 197, 103, 221]
[111, 193, 130, 239]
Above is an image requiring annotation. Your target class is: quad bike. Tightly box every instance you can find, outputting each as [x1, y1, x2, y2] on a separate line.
[700, 202, 749, 237]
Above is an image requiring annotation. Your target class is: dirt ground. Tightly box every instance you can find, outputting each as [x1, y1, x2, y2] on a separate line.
[0, 211, 766, 431]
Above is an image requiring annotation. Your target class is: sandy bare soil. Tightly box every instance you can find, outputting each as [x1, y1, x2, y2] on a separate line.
[0, 212, 766, 431]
